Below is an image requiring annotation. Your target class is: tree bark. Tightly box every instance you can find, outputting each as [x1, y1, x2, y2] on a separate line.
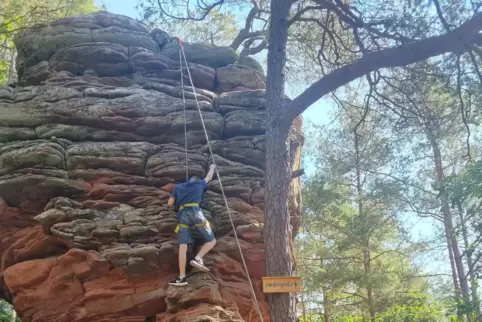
[444, 221, 462, 297]
[323, 287, 330, 322]
[431, 139, 472, 320]
[320, 256, 330, 322]
[265, 124, 297, 322]
[458, 205, 482, 321]
[364, 248, 375, 322]
[300, 290, 307, 321]
[7, 49, 16, 84]
[264, 0, 297, 321]
[441, 203, 472, 321]
[354, 130, 375, 322]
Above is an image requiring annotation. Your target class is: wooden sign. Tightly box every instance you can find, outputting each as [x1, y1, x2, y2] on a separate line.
[262, 276, 302, 293]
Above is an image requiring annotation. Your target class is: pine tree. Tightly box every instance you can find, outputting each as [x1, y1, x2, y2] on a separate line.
[297, 100, 448, 321]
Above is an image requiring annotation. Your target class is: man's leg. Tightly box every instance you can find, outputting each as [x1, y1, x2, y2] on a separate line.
[178, 243, 188, 277]
[189, 209, 216, 271]
[169, 215, 192, 286]
[169, 241, 189, 286]
[196, 226, 216, 259]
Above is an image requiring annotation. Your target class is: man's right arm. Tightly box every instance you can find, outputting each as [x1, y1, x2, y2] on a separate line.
[168, 186, 176, 207]
[204, 164, 216, 184]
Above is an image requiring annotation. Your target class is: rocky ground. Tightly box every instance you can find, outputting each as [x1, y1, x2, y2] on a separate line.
[0, 11, 303, 322]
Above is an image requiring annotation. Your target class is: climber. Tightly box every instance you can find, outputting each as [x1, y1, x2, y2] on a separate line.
[168, 164, 217, 286]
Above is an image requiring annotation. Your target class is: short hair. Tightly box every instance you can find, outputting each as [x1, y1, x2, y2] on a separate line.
[189, 176, 201, 181]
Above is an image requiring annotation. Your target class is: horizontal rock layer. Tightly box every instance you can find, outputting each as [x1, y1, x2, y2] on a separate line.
[0, 10, 303, 322]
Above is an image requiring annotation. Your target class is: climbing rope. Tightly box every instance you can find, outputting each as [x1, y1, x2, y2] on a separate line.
[179, 41, 189, 181]
[178, 39, 265, 322]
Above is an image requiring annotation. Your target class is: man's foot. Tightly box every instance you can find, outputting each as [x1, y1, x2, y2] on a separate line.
[190, 257, 209, 272]
[169, 276, 187, 286]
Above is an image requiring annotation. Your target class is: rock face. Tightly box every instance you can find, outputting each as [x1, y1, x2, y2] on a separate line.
[0, 11, 303, 322]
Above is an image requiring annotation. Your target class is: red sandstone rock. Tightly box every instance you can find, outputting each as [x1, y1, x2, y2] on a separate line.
[4, 249, 169, 322]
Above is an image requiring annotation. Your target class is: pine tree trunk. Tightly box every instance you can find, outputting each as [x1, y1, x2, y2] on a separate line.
[323, 289, 329, 322]
[458, 205, 482, 321]
[364, 248, 375, 322]
[354, 127, 375, 322]
[431, 140, 472, 320]
[442, 203, 472, 321]
[444, 222, 462, 296]
[424, 129, 461, 298]
[265, 0, 297, 321]
[265, 125, 297, 322]
[300, 291, 307, 320]
[321, 257, 330, 322]
[7, 49, 16, 84]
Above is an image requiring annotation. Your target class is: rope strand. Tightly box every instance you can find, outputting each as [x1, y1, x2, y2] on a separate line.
[179, 41, 189, 181]
[179, 45, 265, 322]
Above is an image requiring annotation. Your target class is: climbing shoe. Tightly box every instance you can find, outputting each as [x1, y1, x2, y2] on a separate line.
[169, 276, 187, 286]
[190, 258, 210, 272]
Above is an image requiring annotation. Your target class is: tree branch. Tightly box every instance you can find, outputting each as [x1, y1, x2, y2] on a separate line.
[291, 168, 305, 179]
[283, 13, 482, 126]
[155, 0, 224, 21]
[433, 0, 451, 31]
[240, 35, 268, 56]
[229, 5, 266, 50]
[287, 6, 324, 28]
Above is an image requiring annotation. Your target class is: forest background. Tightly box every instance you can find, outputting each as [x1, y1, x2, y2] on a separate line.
[2, 0, 482, 321]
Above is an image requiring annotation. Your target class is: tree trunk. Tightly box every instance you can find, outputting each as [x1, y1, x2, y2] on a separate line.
[264, 0, 297, 321]
[323, 287, 329, 322]
[354, 126, 375, 322]
[442, 202, 472, 321]
[444, 221, 462, 297]
[10, 309, 16, 322]
[364, 248, 375, 322]
[458, 205, 482, 321]
[265, 124, 297, 322]
[320, 255, 329, 322]
[300, 290, 307, 321]
[7, 49, 16, 84]
[431, 139, 472, 320]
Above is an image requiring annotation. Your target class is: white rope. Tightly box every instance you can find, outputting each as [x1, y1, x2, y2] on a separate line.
[179, 43, 265, 322]
[179, 44, 189, 181]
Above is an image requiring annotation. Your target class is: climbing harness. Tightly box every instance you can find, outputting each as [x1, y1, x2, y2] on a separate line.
[173, 202, 210, 233]
[179, 202, 200, 211]
[174, 222, 209, 233]
[177, 38, 265, 322]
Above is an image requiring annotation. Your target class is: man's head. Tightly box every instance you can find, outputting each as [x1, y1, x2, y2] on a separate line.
[189, 176, 201, 182]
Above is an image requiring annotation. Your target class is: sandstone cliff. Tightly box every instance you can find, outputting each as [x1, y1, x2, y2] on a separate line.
[0, 11, 303, 322]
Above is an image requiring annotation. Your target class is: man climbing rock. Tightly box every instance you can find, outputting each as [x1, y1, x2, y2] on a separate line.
[168, 164, 217, 286]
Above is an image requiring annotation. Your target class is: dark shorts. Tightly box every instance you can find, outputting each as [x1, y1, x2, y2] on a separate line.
[178, 207, 215, 244]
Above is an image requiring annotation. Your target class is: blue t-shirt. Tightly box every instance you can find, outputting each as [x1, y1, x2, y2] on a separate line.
[171, 179, 208, 209]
